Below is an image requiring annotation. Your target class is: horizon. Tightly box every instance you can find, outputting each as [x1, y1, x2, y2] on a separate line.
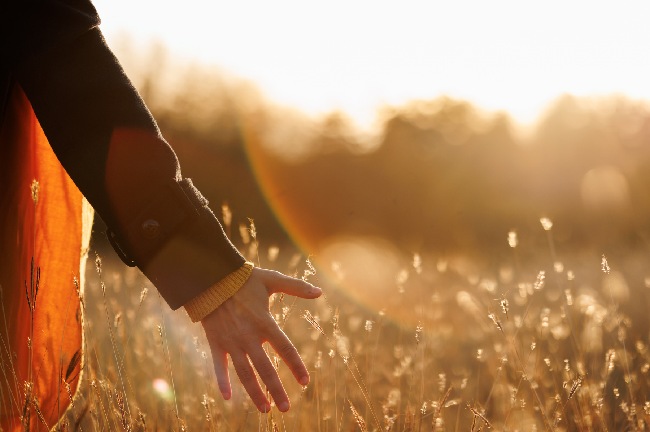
[93, 0, 650, 131]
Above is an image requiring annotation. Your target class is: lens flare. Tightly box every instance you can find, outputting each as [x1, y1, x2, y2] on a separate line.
[242, 120, 427, 328]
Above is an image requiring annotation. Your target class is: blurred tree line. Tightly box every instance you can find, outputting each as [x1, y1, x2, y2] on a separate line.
[95, 42, 650, 262]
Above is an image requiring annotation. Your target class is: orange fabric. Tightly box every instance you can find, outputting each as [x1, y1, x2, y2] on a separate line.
[0, 84, 93, 431]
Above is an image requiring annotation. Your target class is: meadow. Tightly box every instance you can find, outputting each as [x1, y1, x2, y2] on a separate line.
[11, 46, 650, 432]
[55, 215, 650, 431]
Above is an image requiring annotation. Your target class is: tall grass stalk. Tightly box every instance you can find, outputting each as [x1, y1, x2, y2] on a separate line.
[95, 254, 133, 425]
[156, 293, 181, 430]
[50, 216, 650, 431]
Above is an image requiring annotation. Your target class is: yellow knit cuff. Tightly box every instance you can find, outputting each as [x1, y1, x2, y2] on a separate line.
[184, 262, 254, 322]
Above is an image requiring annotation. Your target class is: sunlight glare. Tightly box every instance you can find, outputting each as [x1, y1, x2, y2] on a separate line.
[94, 0, 650, 129]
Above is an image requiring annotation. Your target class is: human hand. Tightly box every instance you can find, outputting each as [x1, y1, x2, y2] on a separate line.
[201, 267, 322, 412]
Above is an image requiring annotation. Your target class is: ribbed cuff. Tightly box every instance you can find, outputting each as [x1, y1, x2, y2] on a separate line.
[184, 261, 254, 322]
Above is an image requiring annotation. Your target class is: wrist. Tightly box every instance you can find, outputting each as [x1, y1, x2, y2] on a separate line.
[185, 261, 255, 322]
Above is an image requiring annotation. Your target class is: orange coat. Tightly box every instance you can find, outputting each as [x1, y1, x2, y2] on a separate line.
[0, 84, 93, 431]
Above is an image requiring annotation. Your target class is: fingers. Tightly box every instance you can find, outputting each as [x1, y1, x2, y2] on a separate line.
[230, 350, 271, 413]
[263, 270, 322, 299]
[267, 325, 310, 386]
[203, 266, 321, 413]
[212, 349, 232, 400]
[214, 344, 294, 412]
[248, 346, 290, 412]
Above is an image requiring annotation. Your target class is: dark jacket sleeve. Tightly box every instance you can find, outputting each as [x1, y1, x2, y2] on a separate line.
[3, 2, 246, 310]
[1, 0, 100, 66]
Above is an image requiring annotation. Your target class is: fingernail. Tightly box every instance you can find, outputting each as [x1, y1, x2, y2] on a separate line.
[310, 287, 322, 295]
[300, 375, 309, 386]
[259, 403, 271, 413]
[278, 401, 290, 412]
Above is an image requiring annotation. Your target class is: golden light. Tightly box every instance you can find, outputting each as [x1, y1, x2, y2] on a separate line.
[94, 0, 650, 130]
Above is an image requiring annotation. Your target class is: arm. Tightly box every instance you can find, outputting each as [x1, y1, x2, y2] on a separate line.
[13, 28, 245, 308]
[7, 6, 321, 412]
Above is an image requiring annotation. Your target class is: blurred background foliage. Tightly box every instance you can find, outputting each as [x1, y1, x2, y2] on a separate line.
[94, 40, 650, 266]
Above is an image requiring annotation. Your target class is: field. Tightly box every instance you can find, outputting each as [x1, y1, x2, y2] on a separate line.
[5, 65, 650, 432]
[52, 218, 650, 431]
[4, 12, 650, 431]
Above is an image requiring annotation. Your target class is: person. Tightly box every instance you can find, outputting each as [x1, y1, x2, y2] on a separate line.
[0, 1, 321, 430]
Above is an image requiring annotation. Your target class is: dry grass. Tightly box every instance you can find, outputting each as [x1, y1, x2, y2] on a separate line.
[36, 217, 650, 431]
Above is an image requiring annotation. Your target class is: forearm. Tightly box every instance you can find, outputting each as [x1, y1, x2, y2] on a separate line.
[11, 28, 246, 309]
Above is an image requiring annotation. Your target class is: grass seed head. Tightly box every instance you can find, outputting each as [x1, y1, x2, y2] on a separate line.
[221, 203, 232, 229]
[30, 179, 39, 205]
[302, 310, 325, 336]
[540, 217, 553, 231]
[601, 255, 610, 274]
[267, 246, 280, 262]
[238, 223, 250, 245]
[413, 253, 422, 274]
[534, 271, 546, 290]
[95, 254, 102, 274]
[247, 218, 256, 240]
[139, 287, 148, 306]
[507, 230, 518, 248]
[415, 323, 423, 343]
[488, 313, 503, 333]
[349, 402, 368, 432]
[500, 299, 509, 317]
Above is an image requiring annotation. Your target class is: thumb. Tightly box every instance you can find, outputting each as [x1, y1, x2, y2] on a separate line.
[262, 269, 322, 299]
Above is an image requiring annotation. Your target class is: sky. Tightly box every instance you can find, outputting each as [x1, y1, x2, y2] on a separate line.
[93, 0, 650, 129]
